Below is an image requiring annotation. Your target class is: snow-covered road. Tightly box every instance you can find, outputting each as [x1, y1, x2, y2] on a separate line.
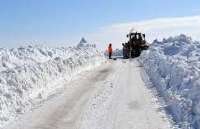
[5, 59, 173, 129]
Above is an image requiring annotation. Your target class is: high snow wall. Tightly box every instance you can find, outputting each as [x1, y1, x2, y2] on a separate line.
[0, 45, 105, 127]
[140, 35, 200, 129]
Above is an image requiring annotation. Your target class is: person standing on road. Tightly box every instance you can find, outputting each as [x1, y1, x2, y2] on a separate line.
[108, 43, 113, 59]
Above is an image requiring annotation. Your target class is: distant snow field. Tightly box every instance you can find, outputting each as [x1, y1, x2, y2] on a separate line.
[140, 34, 200, 129]
[0, 43, 105, 128]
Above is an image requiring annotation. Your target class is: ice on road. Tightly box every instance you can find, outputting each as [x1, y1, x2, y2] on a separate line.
[5, 59, 173, 129]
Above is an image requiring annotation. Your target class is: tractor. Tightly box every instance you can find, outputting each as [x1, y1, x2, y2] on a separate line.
[122, 31, 149, 58]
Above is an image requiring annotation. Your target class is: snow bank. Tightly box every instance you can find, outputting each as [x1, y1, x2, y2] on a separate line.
[140, 34, 200, 129]
[0, 45, 105, 127]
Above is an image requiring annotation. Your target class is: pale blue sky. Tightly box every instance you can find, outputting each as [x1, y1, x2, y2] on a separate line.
[0, 0, 199, 48]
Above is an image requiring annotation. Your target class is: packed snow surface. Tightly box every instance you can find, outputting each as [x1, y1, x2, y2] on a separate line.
[5, 60, 173, 129]
[140, 34, 200, 129]
[0, 44, 105, 127]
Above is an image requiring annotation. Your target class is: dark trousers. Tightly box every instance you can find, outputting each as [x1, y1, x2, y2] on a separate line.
[109, 52, 112, 59]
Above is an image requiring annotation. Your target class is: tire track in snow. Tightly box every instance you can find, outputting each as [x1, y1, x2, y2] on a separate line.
[5, 63, 113, 129]
[5, 59, 174, 129]
[113, 59, 173, 129]
[79, 59, 174, 129]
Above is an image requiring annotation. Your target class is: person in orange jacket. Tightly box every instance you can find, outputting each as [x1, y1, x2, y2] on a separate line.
[108, 43, 113, 59]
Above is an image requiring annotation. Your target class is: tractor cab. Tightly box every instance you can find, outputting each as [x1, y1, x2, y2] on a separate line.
[123, 32, 149, 58]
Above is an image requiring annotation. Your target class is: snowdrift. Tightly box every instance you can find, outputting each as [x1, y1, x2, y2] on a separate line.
[140, 35, 200, 129]
[0, 45, 105, 127]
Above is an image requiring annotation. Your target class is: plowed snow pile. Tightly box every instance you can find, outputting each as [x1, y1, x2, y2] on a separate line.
[0, 45, 105, 127]
[140, 35, 200, 129]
